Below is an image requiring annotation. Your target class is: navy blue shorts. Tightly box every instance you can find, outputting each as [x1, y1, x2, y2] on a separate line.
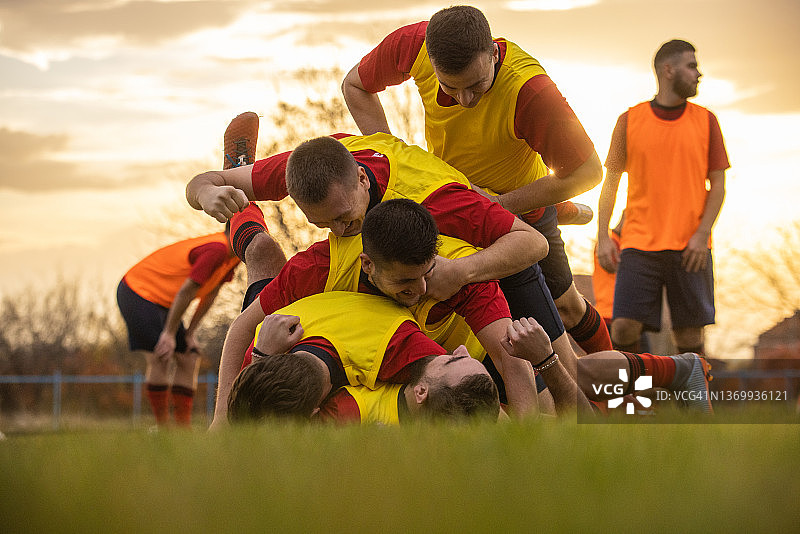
[499, 263, 565, 342]
[525, 205, 574, 300]
[241, 277, 275, 312]
[116, 279, 188, 353]
[613, 248, 715, 331]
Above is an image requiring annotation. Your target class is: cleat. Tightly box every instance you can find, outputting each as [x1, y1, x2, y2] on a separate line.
[555, 201, 593, 225]
[672, 353, 714, 414]
[223, 112, 259, 169]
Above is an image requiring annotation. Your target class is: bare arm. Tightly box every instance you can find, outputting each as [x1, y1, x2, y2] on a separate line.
[341, 62, 392, 136]
[496, 152, 603, 215]
[682, 169, 726, 272]
[426, 218, 548, 301]
[153, 278, 200, 361]
[209, 298, 266, 429]
[475, 318, 538, 417]
[500, 317, 593, 416]
[186, 165, 255, 222]
[184, 283, 223, 349]
[596, 169, 623, 273]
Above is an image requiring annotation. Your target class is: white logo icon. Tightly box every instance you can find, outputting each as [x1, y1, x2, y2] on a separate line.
[606, 369, 653, 415]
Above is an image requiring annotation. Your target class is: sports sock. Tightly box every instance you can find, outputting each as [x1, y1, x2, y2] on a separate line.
[568, 299, 613, 353]
[171, 385, 195, 428]
[229, 202, 267, 262]
[676, 344, 705, 357]
[146, 384, 170, 425]
[623, 352, 679, 390]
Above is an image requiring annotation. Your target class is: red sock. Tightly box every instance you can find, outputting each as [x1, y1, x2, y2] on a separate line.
[568, 300, 613, 353]
[229, 202, 268, 262]
[171, 385, 195, 428]
[146, 384, 170, 426]
[638, 353, 677, 388]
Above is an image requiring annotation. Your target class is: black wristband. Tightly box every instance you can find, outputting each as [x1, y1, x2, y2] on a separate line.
[252, 347, 269, 358]
[533, 350, 556, 368]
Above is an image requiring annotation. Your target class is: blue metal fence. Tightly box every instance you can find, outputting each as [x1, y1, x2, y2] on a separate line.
[0, 372, 218, 430]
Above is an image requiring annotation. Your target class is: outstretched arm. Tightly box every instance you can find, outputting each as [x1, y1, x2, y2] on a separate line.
[342, 63, 392, 136]
[496, 153, 602, 215]
[209, 298, 266, 430]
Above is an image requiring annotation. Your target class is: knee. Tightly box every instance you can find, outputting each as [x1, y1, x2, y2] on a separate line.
[673, 327, 704, 349]
[554, 286, 585, 327]
[611, 318, 642, 345]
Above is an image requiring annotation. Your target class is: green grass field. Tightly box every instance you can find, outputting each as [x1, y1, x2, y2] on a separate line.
[2, 414, 798, 533]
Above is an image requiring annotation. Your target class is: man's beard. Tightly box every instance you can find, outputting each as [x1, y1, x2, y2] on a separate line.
[674, 78, 698, 99]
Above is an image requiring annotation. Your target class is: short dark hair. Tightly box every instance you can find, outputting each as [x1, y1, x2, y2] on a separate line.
[426, 5, 494, 74]
[285, 136, 359, 205]
[406, 355, 501, 421]
[227, 353, 325, 422]
[654, 39, 695, 71]
[361, 198, 440, 266]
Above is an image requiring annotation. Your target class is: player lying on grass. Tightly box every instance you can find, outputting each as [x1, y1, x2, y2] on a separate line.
[226, 292, 588, 424]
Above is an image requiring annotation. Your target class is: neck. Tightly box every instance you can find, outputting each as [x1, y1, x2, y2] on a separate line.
[654, 89, 686, 108]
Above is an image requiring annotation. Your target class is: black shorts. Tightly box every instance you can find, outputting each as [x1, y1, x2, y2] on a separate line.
[499, 263, 565, 342]
[525, 205, 574, 299]
[241, 277, 275, 311]
[116, 279, 188, 353]
[613, 248, 715, 331]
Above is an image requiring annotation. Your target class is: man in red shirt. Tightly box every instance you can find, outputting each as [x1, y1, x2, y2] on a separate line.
[116, 226, 239, 428]
[597, 39, 729, 357]
[340, 5, 611, 356]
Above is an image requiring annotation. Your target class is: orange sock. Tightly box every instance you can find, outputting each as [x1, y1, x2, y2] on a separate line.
[171, 385, 195, 428]
[146, 384, 170, 426]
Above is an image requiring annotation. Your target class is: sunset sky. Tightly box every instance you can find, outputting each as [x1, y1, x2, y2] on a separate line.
[1, 0, 798, 355]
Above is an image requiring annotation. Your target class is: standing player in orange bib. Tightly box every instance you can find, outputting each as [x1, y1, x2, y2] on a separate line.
[597, 39, 730, 356]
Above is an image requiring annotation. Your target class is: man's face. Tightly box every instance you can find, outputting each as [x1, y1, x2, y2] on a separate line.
[432, 44, 498, 108]
[425, 346, 490, 387]
[295, 167, 371, 237]
[671, 51, 701, 99]
[362, 256, 436, 307]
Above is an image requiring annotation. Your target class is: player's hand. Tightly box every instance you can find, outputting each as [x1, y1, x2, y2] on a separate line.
[682, 232, 710, 272]
[424, 256, 465, 302]
[596, 233, 620, 273]
[500, 317, 553, 365]
[197, 184, 250, 223]
[154, 332, 176, 363]
[255, 314, 304, 355]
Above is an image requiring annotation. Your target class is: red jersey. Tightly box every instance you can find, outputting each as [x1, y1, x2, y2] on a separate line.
[250, 136, 515, 249]
[257, 239, 510, 339]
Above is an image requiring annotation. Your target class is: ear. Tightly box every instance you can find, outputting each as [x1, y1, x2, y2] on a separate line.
[492, 42, 499, 64]
[357, 165, 370, 190]
[453, 345, 471, 358]
[360, 253, 374, 275]
[311, 406, 320, 417]
[413, 383, 428, 405]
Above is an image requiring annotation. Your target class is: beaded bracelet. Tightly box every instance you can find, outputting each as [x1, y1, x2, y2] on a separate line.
[533, 352, 559, 373]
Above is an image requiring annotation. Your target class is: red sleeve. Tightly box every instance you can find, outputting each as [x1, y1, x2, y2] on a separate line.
[251, 150, 291, 201]
[514, 75, 596, 178]
[357, 22, 428, 93]
[430, 281, 511, 334]
[422, 183, 516, 248]
[258, 241, 331, 314]
[316, 388, 362, 424]
[708, 111, 730, 171]
[604, 112, 628, 172]
[377, 321, 445, 383]
[187, 242, 228, 284]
